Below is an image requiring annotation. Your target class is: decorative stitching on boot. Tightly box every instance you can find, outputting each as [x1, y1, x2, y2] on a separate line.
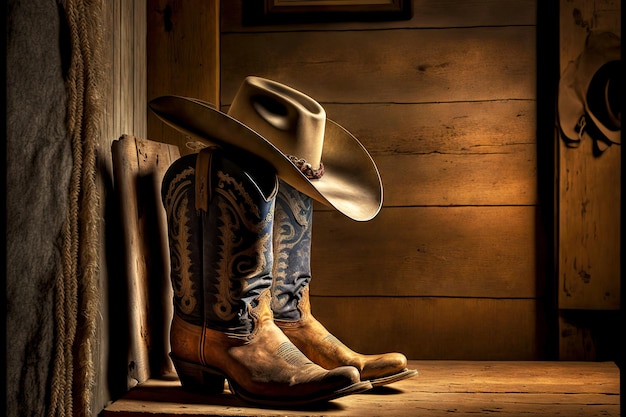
[206, 165, 274, 327]
[276, 342, 314, 367]
[164, 167, 198, 316]
[271, 182, 313, 320]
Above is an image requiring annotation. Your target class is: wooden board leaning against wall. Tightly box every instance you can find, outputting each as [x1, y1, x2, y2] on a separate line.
[221, 0, 547, 360]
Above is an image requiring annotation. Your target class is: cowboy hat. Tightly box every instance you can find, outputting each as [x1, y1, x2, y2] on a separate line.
[558, 31, 621, 151]
[149, 76, 383, 221]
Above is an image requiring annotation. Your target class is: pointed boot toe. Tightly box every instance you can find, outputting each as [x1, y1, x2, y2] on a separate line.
[360, 353, 418, 386]
[324, 365, 372, 398]
[271, 180, 417, 388]
[360, 352, 404, 379]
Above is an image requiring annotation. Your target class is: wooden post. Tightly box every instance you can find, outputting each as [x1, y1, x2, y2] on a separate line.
[557, 0, 621, 359]
[147, 0, 221, 155]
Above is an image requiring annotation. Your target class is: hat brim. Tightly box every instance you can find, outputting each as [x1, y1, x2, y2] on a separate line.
[149, 95, 383, 221]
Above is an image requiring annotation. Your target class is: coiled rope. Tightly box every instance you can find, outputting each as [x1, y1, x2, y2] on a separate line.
[49, 1, 104, 416]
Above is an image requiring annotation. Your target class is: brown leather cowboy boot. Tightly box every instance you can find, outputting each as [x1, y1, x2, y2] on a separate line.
[271, 180, 418, 387]
[161, 148, 371, 406]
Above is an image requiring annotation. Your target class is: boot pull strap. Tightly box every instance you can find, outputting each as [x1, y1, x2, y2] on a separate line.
[195, 146, 220, 212]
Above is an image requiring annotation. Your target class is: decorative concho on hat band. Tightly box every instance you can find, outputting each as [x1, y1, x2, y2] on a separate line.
[288, 155, 325, 180]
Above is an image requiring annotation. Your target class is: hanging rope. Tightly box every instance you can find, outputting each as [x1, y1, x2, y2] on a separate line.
[49, 0, 104, 416]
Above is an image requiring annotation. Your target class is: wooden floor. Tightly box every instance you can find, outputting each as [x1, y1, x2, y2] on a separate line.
[102, 360, 620, 416]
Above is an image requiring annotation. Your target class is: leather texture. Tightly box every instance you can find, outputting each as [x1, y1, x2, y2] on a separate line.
[272, 180, 418, 386]
[162, 149, 371, 405]
[170, 290, 369, 404]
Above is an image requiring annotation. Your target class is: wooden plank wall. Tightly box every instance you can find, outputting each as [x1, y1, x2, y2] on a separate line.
[147, 0, 221, 155]
[95, 1, 221, 411]
[98, 0, 148, 412]
[221, 0, 547, 360]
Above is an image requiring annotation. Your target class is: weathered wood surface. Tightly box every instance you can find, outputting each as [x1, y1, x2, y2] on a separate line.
[112, 135, 181, 385]
[102, 360, 620, 416]
[221, 99, 538, 207]
[324, 101, 538, 207]
[104, 0, 147, 142]
[147, 0, 220, 156]
[371, 149, 536, 207]
[99, 0, 149, 410]
[310, 207, 539, 298]
[219, 0, 545, 360]
[310, 297, 546, 360]
[323, 101, 537, 156]
[221, 27, 536, 105]
[557, 0, 621, 311]
[556, 0, 621, 361]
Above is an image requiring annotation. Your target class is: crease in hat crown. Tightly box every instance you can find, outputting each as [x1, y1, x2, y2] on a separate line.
[228, 76, 327, 172]
[148, 75, 383, 222]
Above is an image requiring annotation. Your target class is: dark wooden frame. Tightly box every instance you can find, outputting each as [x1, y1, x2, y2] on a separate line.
[243, 0, 413, 25]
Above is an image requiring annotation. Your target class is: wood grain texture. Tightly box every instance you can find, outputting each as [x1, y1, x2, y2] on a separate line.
[309, 297, 547, 360]
[310, 206, 540, 298]
[374, 148, 537, 206]
[324, 101, 538, 206]
[112, 135, 181, 385]
[147, 0, 220, 155]
[219, 0, 545, 360]
[323, 101, 537, 156]
[224, 100, 538, 207]
[221, 27, 536, 104]
[99, 0, 149, 409]
[102, 361, 620, 416]
[557, 0, 620, 309]
[107, 0, 148, 140]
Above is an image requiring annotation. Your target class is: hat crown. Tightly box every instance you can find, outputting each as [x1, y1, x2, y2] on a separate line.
[148, 75, 383, 221]
[227, 76, 326, 170]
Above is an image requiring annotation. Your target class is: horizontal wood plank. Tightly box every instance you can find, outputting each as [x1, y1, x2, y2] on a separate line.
[224, 100, 539, 206]
[310, 206, 541, 298]
[309, 297, 547, 360]
[373, 147, 537, 206]
[221, 27, 536, 104]
[217, 0, 547, 366]
[323, 101, 537, 155]
[102, 361, 619, 416]
[321, 102, 538, 206]
[222, 0, 537, 32]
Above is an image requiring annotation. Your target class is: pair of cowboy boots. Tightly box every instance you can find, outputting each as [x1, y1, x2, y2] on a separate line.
[161, 147, 415, 406]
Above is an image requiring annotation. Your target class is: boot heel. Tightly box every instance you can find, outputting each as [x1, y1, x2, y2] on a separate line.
[171, 357, 226, 394]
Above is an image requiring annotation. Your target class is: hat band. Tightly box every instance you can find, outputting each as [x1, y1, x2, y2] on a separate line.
[288, 155, 325, 180]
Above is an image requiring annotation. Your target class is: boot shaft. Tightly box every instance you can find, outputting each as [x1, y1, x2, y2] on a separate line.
[162, 153, 204, 326]
[162, 147, 278, 334]
[272, 180, 314, 321]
